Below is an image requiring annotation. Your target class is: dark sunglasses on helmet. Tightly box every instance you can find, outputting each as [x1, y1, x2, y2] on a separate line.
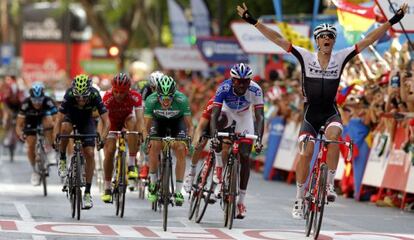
[317, 32, 335, 39]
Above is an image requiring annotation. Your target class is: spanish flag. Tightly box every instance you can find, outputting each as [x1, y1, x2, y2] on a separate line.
[332, 0, 375, 44]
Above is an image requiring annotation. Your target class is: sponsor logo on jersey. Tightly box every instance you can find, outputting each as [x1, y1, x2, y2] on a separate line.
[216, 83, 231, 95]
[154, 109, 180, 118]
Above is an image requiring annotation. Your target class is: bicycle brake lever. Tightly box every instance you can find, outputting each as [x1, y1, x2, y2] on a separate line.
[300, 136, 309, 155]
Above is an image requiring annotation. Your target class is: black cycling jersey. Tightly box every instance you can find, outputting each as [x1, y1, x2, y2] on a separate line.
[140, 83, 153, 101]
[289, 44, 359, 105]
[288, 44, 359, 136]
[18, 96, 58, 129]
[59, 87, 107, 118]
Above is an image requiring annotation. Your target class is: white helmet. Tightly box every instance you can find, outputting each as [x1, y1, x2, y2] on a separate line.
[149, 71, 164, 89]
[313, 23, 337, 39]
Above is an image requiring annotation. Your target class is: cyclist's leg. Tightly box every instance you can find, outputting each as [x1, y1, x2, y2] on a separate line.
[102, 129, 116, 202]
[147, 119, 163, 202]
[42, 115, 54, 147]
[325, 112, 343, 201]
[58, 117, 73, 176]
[124, 114, 139, 178]
[26, 134, 41, 186]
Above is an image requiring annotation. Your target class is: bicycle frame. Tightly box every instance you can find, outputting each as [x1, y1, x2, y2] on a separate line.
[302, 131, 353, 239]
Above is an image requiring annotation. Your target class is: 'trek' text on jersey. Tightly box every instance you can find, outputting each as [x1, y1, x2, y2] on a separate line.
[213, 79, 264, 114]
[144, 91, 191, 119]
[288, 44, 359, 105]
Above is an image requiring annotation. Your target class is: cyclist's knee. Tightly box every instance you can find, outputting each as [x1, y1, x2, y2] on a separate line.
[83, 148, 95, 159]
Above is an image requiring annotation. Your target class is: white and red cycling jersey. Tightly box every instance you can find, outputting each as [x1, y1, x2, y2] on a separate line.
[201, 97, 215, 121]
[103, 89, 143, 131]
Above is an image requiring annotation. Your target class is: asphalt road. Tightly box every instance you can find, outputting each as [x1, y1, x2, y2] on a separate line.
[0, 147, 413, 240]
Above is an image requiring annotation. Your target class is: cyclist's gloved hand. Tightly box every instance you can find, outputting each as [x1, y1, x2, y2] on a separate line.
[52, 135, 60, 150]
[143, 138, 151, 154]
[237, 3, 258, 25]
[254, 137, 263, 154]
[389, 4, 407, 25]
[188, 144, 195, 156]
[211, 132, 221, 151]
[97, 139, 105, 150]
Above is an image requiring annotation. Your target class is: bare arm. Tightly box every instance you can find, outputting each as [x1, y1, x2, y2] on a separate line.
[236, 3, 291, 52]
[192, 117, 209, 147]
[15, 115, 25, 140]
[143, 117, 152, 140]
[135, 108, 144, 134]
[184, 115, 193, 138]
[53, 112, 64, 140]
[99, 112, 109, 139]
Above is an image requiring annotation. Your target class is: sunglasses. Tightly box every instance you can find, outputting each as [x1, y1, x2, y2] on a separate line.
[158, 95, 173, 102]
[31, 97, 44, 104]
[74, 94, 89, 101]
[317, 33, 335, 39]
[233, 78, 251, 85]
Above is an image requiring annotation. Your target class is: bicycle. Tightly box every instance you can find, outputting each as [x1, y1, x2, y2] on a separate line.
[57, 126, 100, 220]
[217, 130, 258, 230]
[137, 149, 148, 200]
[188, 135, 217, 223]
[301, 127, 353, 239]
[109, 130, 140, 218]
[146, 135, 191, 231]
[23, 126, 53, 196]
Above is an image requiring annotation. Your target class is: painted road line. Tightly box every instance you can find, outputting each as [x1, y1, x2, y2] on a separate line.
[14, 202, 34, 222]
[1, 219, 414, 239]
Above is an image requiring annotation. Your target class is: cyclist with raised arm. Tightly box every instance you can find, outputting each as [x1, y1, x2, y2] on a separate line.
[16, 83, 58, 186]
[100, 73, 144, 203]
[53, 74, 109, 209]
[236, 2, 408, 219]
[210, 63, 265, 219]
[144, 75, 193, 206]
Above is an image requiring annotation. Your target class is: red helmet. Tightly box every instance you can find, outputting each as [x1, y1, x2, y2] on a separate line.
[112, 73, 131, 92]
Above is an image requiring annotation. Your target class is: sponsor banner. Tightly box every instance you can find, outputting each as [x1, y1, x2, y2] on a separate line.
[263, 117, 285, 179]
[154, 47, 208, 71]
[81, 59, 118, 75]
[191, 0, 211, 37]
[362, 131, 392, 187]
[231, 22, 310, 54]
[381, 123, 411, 191]
[273, 121, 300, 171]
[375, 0, 414, 33]
[167, 0, 191, 48]
[196, 37, 248, 64]
[22, 42, 66, 83]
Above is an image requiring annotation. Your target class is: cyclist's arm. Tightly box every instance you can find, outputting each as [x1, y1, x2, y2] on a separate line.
[15, 114, 25, 139]
[143, 116, 152, 140]
[254, 106, 264, 141]
[209, 105, 222, 136]
[184, 115, 193, 138]
[135, 107, 144, 135]
[356, 22, 391, 52]
[99, 112, 109, 139]
[192, 117, 209, 147]
[255, 22, 291, 52]
[53, 112, 65, 140]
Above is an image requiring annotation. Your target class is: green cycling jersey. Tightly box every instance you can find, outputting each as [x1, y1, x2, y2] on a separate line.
[144, 91, 191, 119]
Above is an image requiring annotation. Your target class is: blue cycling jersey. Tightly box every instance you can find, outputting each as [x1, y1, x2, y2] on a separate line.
[213, 79, 264, 114]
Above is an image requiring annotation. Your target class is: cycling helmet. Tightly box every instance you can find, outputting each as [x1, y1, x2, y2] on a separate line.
[72, 74, 91, 96]
[313, 23, 337, 39]
[230, 63, 253, 79]
[29, 82, 45, 98]
[156, 75, 176, 96]
[112, 73, 131, 91]
[149, 71, 164, 89]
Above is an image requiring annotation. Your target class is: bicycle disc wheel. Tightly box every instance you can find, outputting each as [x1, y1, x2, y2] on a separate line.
[162, 158, 171, 232]
[305, 170, 317, 237]
[188, 162, 204, 220]
[196, 161, 215, 223]
[312, 164, 328, 239]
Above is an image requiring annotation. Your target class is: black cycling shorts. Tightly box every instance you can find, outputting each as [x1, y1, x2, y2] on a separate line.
[299, 103, 342, 137]
[63, 114, 97, 147]
[150, 117, 187, 138]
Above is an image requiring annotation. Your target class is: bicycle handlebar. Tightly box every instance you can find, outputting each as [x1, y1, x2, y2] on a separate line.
[57, 133, 100, 140]
[300, 135, 354, 162]
[217, 132, 258, 140]
[23, 126, 53, 134]
[108, 130, 141, 135]
[147, 136, 191, 143]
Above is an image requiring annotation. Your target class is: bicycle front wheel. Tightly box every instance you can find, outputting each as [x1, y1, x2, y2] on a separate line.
[227, 162, 237, 230]
[312, 163, 328, 239]
[120, 154, 127, 218]
[76, 186, 82, 220]
[162, 157, 171, 232]
[196, 159, 215, 223]
[305, 170, 317, 237]
[188, 161, 204, 220]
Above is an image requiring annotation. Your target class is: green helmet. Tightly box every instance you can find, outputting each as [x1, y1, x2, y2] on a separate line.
[72, 74, 91, 96]
[156, 75, 176, 96]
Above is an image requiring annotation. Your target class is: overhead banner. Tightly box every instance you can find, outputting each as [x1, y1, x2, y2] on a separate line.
[191, 0, 211, 37]
[154, 47, 208, 71]
[231, 22, 310, 54]
[196, 37, 248, 64]
[375, 0, 414, 33]
[167, 0, 191, 48]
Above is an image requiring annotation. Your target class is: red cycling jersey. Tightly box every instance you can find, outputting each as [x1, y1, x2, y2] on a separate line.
[103, 89, 143, 130]
[201, 97, 215, 121]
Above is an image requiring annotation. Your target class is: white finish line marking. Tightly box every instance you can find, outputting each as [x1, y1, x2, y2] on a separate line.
[14, 202, 34, 222]
[1, 219, 414, 240]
